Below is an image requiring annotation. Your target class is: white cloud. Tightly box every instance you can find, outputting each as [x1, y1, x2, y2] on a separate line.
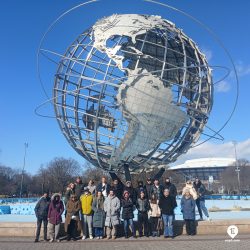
[172, 138, 250, 166]
[235, 61, 250, 77]
[214, 80, 231, 93]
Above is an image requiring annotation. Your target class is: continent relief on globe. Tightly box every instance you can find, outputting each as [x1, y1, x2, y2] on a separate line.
[91, 14, 188, 164]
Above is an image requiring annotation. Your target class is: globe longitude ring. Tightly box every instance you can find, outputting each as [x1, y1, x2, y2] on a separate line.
[37, 1, 238, 173]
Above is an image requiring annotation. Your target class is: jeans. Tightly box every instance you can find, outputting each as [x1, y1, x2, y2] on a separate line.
[94, 227, 104, 237]
[123, 219, 135, 236]
[196, 199, 209, 218]
[81, 214, 93, 237]
[162, 214, 173, 237]
[35, 218, 48, 240]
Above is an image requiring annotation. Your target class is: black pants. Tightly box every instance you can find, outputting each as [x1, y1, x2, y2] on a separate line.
[138, 212, 149, 236]
[185, 219, 196, 235]
[67, 220, 77, 239]
[36, 218, 48, 240]
[150, 217, 159, 232]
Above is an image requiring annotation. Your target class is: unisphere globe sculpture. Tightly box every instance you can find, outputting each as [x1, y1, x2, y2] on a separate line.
[53, 14, 213, 173]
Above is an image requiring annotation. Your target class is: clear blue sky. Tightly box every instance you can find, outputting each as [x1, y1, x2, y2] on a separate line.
[0, 0, 249, 174]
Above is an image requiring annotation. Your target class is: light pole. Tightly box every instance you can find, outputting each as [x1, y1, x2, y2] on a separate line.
[232, 141, 240, 194]
[19, 142, 28, 198]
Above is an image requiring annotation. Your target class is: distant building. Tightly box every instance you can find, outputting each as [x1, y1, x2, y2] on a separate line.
[169, 157, 235, 182]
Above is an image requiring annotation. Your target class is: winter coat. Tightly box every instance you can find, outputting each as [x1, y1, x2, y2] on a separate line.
[145, 184, 152, 199]
[64, 200, 81, 232]
[193, 181, 206, 201]
[75, 182, 85, 199]
[136, 198, 150, 213]
[121, 198, 134, 220]
[64, 188, 75, 206]
[149, 202, 161, 218]
[34, 196, 50, 219]
[104, 195, 120, 227]
[181, 196, 196, 220]
[48, 193, 64, 225]
[163, 182, 177, 198]
[80, 193, 93, 215]
[158, 195, 177, 215]
[92, 197, 105, 228]
[150, 185, 163, 201]
[97, 183, 111, 198]
[123, 186, 136, 204]
[182, 183, 198, 200]
[112, 183, 124, 200]
[135, 186, 148, 199]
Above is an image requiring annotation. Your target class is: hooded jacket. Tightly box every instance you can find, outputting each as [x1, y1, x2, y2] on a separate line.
[48, 193, 64, 225]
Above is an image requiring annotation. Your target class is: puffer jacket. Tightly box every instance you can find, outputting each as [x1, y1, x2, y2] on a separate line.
[121, 198, 134, 220]
[80, 193, 93, 215]
[104, 195, 120, 227]
[48, 193, 64, 225]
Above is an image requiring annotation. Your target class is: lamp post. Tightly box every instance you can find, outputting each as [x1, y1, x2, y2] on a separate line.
[232, 141, 240, 194]
[19, 142, 28, 198]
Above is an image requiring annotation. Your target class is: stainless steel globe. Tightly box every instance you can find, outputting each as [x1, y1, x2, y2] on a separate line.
[53, 14, 213, 173]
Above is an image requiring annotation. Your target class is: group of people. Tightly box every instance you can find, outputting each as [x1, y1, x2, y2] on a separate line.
[34, 174, 210, 242]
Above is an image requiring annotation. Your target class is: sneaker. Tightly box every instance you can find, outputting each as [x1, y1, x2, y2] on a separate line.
[112, 236, 116, 240]
[207, 217, 211, 221]
[106, 236, 111, 240]
[34, 239, 39, 243]
[56, 239, 61, 242]
[164, 236, 169, 238]
[49, 239, 54, 243]
[171, 236, 175, 239]
[89, 235, 93, 240]
[199, 217, 203, 221]
[82, 235, 86, 240]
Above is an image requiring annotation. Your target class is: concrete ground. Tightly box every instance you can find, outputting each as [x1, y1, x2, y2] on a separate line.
[0, 235, 249, 250]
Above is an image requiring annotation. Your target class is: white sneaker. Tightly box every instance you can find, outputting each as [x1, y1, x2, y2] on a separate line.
[49, 239, 54, 243]
[207, 217, 211, 221]
[82, 235, 86, 240]
[89, 235, 93, 240]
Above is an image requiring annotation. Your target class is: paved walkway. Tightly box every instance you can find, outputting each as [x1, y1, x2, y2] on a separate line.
[0, 235, 249, 250]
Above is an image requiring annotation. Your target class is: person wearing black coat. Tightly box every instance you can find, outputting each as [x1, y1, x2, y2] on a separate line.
[163, 178, 177, 198]
[123, 181, 136, 204]
[121, 190, 136, 238]
[74, 177, 85, 199]
[112, 179, 124, 200]
[135, 181, 148, 199]
[150, 179, 163, 201]
[136, 191, 150, 237]
[193, 178, 210, 220]
[34, 192, 51, 242]
[145, 178, 153, 199]
[158, 189, 177, 238]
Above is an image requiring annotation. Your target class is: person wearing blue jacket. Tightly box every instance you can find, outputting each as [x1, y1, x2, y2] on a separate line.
[181, 188, 196, 236]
